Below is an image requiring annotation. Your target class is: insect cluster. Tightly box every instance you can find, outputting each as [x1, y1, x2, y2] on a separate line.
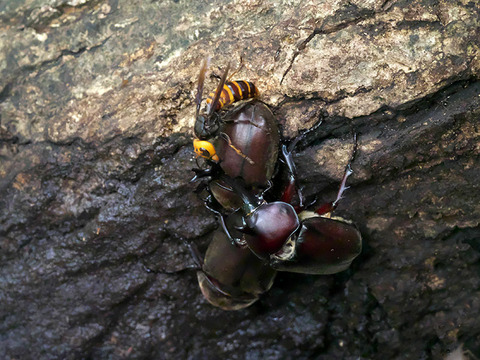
[191, 59, 362, 310]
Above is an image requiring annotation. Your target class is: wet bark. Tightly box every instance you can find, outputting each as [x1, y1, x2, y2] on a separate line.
[1, 0, 479, 359]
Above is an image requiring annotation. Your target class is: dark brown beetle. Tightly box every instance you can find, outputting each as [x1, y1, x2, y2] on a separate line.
[193, 142, 361, 310]
[191, 60, 282, 309]
[191, 61, 362, 309]
[218, 142, 362, 275]
[192, 60, 279, 210]
[196, 212, 277, 310]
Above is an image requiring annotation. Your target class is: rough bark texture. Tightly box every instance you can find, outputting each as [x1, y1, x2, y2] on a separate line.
[1, 0, 479, 359]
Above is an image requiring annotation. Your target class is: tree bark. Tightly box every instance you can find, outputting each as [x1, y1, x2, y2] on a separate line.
[1, 0, 479, 359]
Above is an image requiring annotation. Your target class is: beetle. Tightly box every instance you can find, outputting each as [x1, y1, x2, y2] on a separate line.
[216, 139, 362, 275]
[192, 60, 280, 210]
[191, 61, 361, 309]
[195, 212, 277, 310]
[192, 137, 362, 310]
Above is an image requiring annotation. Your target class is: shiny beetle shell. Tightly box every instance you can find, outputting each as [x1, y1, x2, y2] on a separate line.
[215, 100, 279, 186]
[271, 215, 362, 275]
[198, 224, 277, 310]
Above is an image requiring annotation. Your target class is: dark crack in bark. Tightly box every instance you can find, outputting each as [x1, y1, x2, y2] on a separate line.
[281, 7, 376, 84]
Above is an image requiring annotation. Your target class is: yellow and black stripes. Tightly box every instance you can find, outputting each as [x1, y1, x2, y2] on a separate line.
[206, 81, 258, 112]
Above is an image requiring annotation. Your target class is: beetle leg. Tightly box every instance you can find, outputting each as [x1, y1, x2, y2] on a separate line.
[347, 132, 358, 166]
[203, 194, 226, 215]
[316, 132, 358, 215]
[331, 163, 353, 209]
[279, 121, 327, 208]
[287, 119, 324, 152]
[315, 164, 353, 215]
[193, 180, 209, 195]
[218, 214, 247, 247]
[190, 166, 213, 182]
[218, 174, 262, 214]
[280, 143, 305, 211]
[184, 240, 204, 269]
[202, 194, 247, 247]
[262, 180, 273, 195]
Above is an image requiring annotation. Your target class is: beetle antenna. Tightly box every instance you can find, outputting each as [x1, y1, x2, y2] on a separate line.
[195, 57, 210, 119]
[207, 62, 230, 117]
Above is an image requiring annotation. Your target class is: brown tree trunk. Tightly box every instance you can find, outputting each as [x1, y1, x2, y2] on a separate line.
[1, 0, 479, 359]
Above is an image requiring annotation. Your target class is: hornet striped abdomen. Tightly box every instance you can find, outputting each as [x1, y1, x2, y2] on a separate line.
[206, 81, 258, 112]
[193, 61, 260, 162]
